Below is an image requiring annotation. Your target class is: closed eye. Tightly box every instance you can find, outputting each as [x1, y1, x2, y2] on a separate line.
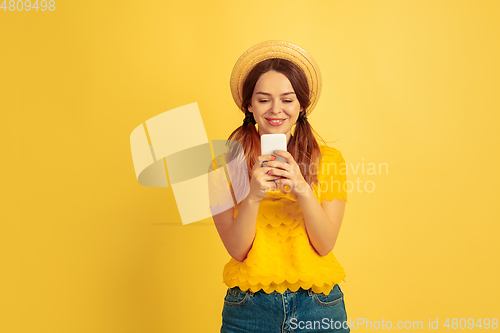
[258, 99, 294, 103]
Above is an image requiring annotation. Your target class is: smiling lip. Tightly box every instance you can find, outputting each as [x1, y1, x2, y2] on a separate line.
[265, 118, 287, 126]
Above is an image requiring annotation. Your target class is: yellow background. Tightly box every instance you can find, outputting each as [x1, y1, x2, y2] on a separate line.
[1, 0, 499, 332]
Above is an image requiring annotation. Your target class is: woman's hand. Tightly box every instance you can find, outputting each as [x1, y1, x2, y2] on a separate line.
[266, 150, 311, 199]
[247, 154, 281, 202]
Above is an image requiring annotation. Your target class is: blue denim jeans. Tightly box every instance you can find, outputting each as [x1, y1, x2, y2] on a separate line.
[221, 284, 350, 333]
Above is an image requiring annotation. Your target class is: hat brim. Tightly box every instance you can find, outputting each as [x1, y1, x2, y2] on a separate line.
[230, 40, 322, 116]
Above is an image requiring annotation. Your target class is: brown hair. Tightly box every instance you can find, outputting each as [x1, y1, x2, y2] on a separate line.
[227, 58, 325, 186]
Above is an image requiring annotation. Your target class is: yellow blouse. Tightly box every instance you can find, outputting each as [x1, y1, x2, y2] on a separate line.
[222, 145, 348, 295]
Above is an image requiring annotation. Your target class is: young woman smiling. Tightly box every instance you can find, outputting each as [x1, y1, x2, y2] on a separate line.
[211, 41, 350, 333]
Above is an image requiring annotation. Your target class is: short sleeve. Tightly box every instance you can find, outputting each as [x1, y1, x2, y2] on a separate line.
[207, 154, 234, 216]
[314, 146, 348, 203]
[207, 151, 250, 216]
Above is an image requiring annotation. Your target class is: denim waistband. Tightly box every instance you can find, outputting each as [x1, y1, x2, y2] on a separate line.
[230, 285, 314, 296]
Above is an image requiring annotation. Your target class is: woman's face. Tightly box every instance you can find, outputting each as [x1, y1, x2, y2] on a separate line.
[248, 70, 303, 143]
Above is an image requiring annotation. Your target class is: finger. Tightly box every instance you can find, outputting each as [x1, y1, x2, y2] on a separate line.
[258, 174, 282, 183]
[264, 160, 291, 170]
[264, 175, 279, 192]
[276, 178, 292, 186]
[263, 167, 277, 175]
[272, 150, 294, 164]
[271, 179, 279, 191]
[264, 181, 277, 192]
[259, 178, 278, 192]
[267, 168, 290, 178]
[256, 155, 277, 168]
[253, 165, 274, 177]
[257, 154, 277, 162]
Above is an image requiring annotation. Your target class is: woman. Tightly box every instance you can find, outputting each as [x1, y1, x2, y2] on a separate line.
[210, 41, 350, 333]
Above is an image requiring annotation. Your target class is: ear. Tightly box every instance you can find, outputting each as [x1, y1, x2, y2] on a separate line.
[248, 104, 253, 113]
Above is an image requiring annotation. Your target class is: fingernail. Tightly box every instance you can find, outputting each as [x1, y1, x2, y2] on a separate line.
[273, 150, 279, 154]
[271, 156, 276, 160]
[262, 161, 268, 166]
[267, 170, 271, 175]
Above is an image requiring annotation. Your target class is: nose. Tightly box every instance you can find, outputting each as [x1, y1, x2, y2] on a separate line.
[270, 100, 282, 114]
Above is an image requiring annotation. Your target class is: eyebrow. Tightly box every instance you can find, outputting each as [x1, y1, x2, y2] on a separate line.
[255, 92, 296, 96]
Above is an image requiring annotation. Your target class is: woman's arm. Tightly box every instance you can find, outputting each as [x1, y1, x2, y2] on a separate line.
[211, 154, 279, 262]
[269, 149, 347, 256]
[212, 196, 260, 262]
[297, 186, 346, 256]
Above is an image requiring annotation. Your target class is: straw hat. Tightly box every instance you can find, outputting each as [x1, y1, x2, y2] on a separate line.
[230, 40, 322, 116]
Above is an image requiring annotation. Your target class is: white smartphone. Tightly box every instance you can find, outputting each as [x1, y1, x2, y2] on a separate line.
[261, 134, 287, 163]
